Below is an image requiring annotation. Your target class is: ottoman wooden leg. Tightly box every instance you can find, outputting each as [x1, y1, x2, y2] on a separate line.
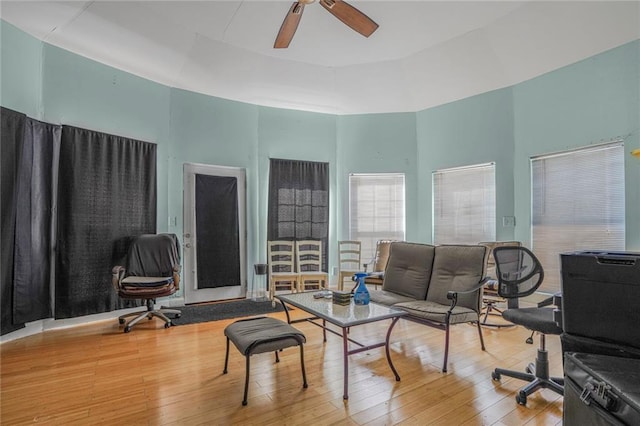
[223, 337, 230, 374]
[300, 343, 308, 388]
[243, 355, 251, 406]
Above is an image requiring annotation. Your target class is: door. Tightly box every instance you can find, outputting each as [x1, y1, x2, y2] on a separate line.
[183, 163, 246, 304]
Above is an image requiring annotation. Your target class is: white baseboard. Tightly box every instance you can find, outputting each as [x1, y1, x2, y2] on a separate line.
[0, 295, 186, 344]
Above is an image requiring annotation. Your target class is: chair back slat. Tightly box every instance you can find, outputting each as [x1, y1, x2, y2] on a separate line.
[295, 240, 322, 272]
[267, 240, 296, 273]
[338, 240, 361, 271]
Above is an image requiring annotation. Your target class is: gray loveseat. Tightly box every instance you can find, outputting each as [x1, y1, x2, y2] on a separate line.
[369, 241, 489, 372]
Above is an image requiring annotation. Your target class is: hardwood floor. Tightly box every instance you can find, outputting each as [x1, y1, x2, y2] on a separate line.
[1, 307, 564, 425]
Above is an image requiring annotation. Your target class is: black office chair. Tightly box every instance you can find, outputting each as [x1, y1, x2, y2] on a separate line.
[490, 246, 564, 406]
[112, 234, 182, 332]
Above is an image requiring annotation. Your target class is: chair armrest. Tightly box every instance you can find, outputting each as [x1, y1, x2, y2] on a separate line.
[446, 277, 490, 311]
[537, 295, 555, 308]
[362, 256, 376, 272]
[112, 266, 125, 291]
[366, 271, 384, 279]
[172, 265, 181, 290]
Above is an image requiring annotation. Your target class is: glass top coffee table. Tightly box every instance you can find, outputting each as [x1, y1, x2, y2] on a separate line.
[276, 291, 408, 400]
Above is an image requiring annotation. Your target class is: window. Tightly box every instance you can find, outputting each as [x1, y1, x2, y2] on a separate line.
[531, 142, 625, 293]
[268, 159, 329, 270]
[349, 173, 405, 263]
[432, 163, 496, 244]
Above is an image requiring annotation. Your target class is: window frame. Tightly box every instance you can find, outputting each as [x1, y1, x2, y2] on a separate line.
[530, 141, 625, 294]
[432, 162, 496, 245]
[348, 173, 406, 263]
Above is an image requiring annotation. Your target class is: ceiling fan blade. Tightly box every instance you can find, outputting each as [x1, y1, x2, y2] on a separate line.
[320, 0, 378, 37]
[274, 2, 305, 48]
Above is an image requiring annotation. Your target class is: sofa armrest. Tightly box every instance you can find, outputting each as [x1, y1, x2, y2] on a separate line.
[446, 277, 490, 311]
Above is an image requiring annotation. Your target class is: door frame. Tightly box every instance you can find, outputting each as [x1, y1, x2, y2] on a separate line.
[183, 163, 247, 304]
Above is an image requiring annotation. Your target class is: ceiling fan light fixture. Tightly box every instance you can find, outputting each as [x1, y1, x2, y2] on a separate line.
[274, 0, 378, 49]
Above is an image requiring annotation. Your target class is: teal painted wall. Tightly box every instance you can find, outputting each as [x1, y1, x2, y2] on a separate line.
[2, 21, 638, 300]
[0, 21, 42, 118]
[336, 113, 418, 244]
[416, 87, 515, 244]
[513, 40, 640, 249]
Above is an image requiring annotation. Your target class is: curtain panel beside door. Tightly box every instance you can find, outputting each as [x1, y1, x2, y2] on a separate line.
[55, 125, 157, 319]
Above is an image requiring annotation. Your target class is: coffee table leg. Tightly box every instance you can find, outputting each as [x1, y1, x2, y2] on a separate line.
[342, 327, 349, 400]
[385, 317, 402, 381]
[279, 300, 292, 324]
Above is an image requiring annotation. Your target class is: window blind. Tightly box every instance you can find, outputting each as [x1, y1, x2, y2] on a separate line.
[349, 173, 405, 263]
[432, 163, 496, 244]
[267, 159, 329, 271]
[531, 142, 625, 293]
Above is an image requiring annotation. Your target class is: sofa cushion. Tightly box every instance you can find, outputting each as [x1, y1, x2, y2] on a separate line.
[427, 245, 487, 311]
[382, 242, 435, 300]
[369, 290, 416, 306]
[395, 300, 479, 324]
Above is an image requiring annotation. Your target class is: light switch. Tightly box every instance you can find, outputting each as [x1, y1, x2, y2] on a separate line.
[502, 216, 516, 227]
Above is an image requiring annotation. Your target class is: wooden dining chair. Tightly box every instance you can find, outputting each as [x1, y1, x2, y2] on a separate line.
[296, 240, 328, 292]
[363, 239, 395, 290]
[337, 240, 362, 291]
[267, 240, 299, 300]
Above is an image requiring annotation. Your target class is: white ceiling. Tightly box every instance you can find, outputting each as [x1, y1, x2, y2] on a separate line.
[1, 1, 638, 114]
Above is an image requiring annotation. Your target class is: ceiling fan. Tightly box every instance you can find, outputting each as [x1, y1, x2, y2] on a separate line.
[274, 0, 379, 48]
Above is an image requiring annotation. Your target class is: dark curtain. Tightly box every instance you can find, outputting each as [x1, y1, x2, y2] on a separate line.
[195, 174, 240, 288]
[55, 125, 157, 319]
[267, 158, 329, 270]
[1, 108, 26, 335]
[13, 118, 60, 324]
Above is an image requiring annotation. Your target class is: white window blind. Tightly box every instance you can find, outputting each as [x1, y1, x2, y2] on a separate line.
[349, 173, 405, 263]
[531, 142, 625, 293]
[432, 163, 496, 244]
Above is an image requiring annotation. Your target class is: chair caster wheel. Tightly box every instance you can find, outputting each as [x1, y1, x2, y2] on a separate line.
[516, 391, 527, 406]
[242, 400, 247, 406]
[119, 318, 125, 325]
[526, 337, 534, 344]
[164, 322, 171, 329]
[491, 371, 501, 381]
[124, 326, 131, 333]
[175, 313, 181, 319]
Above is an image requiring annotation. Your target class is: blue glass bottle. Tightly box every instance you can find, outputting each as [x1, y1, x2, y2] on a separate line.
[353, 272, 370, 305]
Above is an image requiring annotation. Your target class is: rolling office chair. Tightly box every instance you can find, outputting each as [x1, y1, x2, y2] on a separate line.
[112, 234, 182, 333]
[490, 246, 564, 406]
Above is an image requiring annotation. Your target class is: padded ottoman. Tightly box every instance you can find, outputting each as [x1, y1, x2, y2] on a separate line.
[223, 316, 307, 405]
